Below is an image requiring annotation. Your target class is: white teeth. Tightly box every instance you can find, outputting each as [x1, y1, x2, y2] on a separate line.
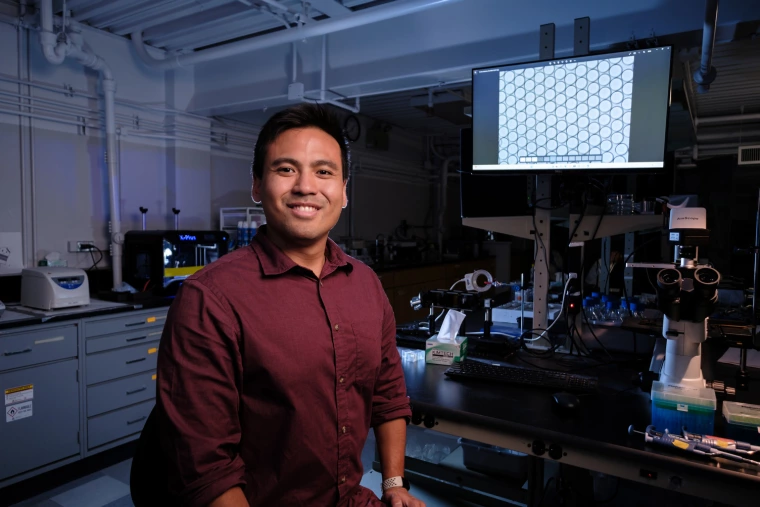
[294, 206, 317, 212]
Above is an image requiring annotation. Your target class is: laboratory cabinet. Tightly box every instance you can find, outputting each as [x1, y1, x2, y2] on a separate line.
[0, 349, 79, 481]
[0, 307, 169, 488]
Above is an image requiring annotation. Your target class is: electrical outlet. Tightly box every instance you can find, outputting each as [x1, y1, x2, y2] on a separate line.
[68, 241, 96, 252]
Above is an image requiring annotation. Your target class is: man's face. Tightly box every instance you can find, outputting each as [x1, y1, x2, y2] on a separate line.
[252, 127, 347, 248]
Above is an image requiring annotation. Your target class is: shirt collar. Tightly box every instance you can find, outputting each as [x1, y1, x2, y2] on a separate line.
[251, 224, 354, 277]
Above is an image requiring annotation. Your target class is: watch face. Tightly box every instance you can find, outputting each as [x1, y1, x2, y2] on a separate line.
[344, 114, 361, 143]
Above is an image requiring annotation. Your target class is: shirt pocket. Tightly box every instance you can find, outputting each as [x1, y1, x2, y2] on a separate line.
[351, 320, 383, 387]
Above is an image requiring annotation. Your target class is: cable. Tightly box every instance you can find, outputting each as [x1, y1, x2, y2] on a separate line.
[525, 278, 572, 342]
[580, 307, 615, 360]
[84, 245, 103, 271]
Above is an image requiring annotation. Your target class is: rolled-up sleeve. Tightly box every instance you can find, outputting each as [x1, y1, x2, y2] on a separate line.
[371, 288, 412, 428]
[157, 279, 246, 507]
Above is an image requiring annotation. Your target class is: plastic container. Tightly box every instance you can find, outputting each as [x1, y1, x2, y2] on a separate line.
[458, 438, 528, 482]
[722, 401, 760, 446]
[651, 381, 717, 435]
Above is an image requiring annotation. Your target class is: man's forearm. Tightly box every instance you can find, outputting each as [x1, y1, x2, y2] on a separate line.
[208, 487, 248, 507]
[374, 418, 407, 479]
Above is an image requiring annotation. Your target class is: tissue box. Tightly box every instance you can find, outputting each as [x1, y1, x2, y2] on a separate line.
[425, 335, 468, 365]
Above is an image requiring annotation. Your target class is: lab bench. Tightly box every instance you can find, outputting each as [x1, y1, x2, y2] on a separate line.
[0, 304, 169, 489]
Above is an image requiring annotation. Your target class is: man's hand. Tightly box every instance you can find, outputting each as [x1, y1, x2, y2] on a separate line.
[382, 487, 425, 507]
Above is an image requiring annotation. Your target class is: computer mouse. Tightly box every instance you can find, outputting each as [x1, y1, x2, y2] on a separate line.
[552, 392, 580, 411]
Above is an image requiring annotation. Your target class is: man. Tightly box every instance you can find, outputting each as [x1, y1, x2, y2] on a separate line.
[155, 104, 424, 507]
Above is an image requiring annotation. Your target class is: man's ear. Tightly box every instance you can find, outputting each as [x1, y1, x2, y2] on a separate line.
[342, 179, 348, 208]
[252, 176, 262, 204]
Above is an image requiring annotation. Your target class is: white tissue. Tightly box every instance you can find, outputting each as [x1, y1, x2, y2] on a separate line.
[437, 309, 465, 342]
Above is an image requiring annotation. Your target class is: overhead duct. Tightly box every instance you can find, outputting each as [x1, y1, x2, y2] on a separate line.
[131, 0, 461, 70]
[36, 0, 124, 292]
[693, 0, 719, 93]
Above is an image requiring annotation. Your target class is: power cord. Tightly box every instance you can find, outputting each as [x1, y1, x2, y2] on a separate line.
[81, 244, 103, 271]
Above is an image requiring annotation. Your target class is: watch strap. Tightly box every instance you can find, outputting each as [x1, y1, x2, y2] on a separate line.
[381, 476, 409, 491]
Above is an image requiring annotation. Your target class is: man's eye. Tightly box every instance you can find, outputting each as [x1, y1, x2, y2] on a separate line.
[277, 167, 294, 173]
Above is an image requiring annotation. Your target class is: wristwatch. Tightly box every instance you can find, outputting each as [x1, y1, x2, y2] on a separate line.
[381, 476, 410, 492]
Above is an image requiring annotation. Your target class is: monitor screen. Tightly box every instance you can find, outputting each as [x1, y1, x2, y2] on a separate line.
[471, 46, 672, 172]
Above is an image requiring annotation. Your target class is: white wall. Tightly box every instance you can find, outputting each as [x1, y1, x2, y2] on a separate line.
[0, 19, 256, 274]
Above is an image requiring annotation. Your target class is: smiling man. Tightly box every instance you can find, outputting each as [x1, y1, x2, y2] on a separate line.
[155, 104, 423, 507]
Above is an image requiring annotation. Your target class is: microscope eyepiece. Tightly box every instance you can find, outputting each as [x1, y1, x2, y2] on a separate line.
[657, 268, 683, 290]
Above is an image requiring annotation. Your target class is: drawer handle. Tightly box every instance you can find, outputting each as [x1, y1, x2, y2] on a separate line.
[126, 336, 147, 342]
[126, 386, 147, 395]
[125, 321, 146, 328]
[127, 416, 147, 425]
[4, 347, 32, 356]
[126, 357, 147, 365]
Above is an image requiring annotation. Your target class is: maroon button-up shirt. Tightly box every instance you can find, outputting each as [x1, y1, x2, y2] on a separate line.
[156, 226, 411, 507]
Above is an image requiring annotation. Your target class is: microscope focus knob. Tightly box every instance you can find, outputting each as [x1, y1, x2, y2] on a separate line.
[410, 295, 422, 311]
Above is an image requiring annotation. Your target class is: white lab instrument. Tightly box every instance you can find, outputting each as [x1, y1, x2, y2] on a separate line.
[20, 267, 90, 310]
[630, 207, 720, 389]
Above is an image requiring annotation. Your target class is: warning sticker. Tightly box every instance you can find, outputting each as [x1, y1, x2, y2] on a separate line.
[5, 384, 33, 406]
[6, 401, 32, 422]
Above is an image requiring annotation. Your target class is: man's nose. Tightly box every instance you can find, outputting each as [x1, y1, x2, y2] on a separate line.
[293, 171, 317, 194]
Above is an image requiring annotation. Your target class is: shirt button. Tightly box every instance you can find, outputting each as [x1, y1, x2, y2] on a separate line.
[342, 426, 347, 434]
[334, 324, 340, 331]
[340, 476, 346, 483]
[339, 377, 345, 384]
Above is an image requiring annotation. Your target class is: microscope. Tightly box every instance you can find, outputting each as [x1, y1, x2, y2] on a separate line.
[635, 207, 721, 389]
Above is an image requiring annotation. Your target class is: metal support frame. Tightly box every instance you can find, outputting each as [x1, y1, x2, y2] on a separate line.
[574, 17, 590, 56]
[532, 176, 551, 335]
[539, 23, 555, 61]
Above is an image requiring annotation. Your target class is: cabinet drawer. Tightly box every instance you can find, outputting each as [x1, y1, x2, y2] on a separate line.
[0, 359, 80, 481]
[85, 311, 167, 338]
[0, 325, 77, 373]
[86, 342, 159, 385]
[88, 399, 154, 450]
[86, 328, 163, 354]
[87, 370, 157, 417]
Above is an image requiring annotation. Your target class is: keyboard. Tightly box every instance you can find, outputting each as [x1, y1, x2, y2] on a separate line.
[444, 359, 599, 393]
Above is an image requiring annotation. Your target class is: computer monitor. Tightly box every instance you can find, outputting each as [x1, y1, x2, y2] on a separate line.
[471, 46, 673, 172]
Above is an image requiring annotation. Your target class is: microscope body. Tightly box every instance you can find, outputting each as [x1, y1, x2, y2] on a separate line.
[655, 208, 720, 389]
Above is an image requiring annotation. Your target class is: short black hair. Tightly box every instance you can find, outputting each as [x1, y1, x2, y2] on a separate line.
[251, 103, 351, 181]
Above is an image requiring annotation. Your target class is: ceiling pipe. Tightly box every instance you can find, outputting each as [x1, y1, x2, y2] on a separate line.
[693, 0, 719, 93]
[38, 0, 67, 63]
[35, 0, 124, 291]
[130, 0, 461, 70]
[695, 113, 760, 127]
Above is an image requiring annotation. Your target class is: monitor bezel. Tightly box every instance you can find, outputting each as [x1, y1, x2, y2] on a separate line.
[469, 45, 674, 176]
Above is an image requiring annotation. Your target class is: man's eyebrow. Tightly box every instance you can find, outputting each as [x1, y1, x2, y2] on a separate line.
[270, 157, 301, 167]
[311, 159, 338, 171]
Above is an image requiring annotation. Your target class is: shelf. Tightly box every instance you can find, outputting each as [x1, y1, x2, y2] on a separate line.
[463, 214, 662, 241]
